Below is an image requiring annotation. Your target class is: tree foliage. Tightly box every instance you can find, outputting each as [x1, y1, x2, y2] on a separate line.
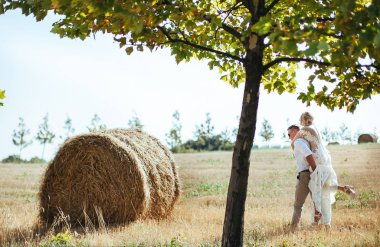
[12, 117, 32, 158]
[338, 123, 352, 144]
[1, 0, 378, 112]
[60, 116, 75, 142]
[0, 89, 5, 106]
[165, 110, 183, 152]
[259, 118, 274, 142]
[128, 113, 144, 129]
[36, 113, 55, 160]
[87, 114, 107, 132]
[183, 113, 234, 151]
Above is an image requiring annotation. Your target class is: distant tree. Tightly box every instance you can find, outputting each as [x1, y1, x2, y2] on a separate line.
[353, 129, 362, 144]
[373, 127, 378, 137]
[194, 113, 215, 150]
[321, 127, 332, 143]
[60, 116, 75, 142]
[219, 128, 235, 150]
[330, 130, 340, 143]
[128, 114, 144, 129]
[338, 123, 352, 144]
[1, 155, 25, 164]
[166, 110, 183, 152]
[259, 119, 274, 143]
[0, 89, 5, 107]
[195, 113, 215, 138]
[87, 114, 107, 132]
[36, 113, 55, 160]
[231, 115, 240, 142]
[183, 113, 234, 151]
[12, 117, 32, 159]
[281, 118, 291, 143]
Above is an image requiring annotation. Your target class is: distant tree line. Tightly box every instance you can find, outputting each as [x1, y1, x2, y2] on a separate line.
[2, 112, 378, 163]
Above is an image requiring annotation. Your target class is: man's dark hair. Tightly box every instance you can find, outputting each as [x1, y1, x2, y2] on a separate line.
[287, 124, 300, 131]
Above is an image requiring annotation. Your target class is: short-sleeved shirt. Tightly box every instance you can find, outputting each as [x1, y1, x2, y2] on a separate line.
[293, 138, 313, 173]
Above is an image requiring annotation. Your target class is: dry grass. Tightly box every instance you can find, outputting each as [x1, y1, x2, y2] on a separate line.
[1, 144, 379, 246]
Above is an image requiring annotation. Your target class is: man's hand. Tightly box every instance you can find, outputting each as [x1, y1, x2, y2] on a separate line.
[305, 154, 317, 171]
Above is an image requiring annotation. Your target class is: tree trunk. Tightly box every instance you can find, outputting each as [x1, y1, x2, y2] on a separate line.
[221, 46, 264, 246]
[41, 143, 46, 160]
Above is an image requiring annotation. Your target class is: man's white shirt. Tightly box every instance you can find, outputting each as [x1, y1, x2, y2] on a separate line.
[293, 138, 313, 173]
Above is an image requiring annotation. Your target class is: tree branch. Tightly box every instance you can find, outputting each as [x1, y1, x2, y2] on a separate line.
[157, 26, 244, 62]
[263, 57, 330, 71]
[203, 16, 242, 41]
[263, 0, 280, 16]
[263, 57, 380, 72]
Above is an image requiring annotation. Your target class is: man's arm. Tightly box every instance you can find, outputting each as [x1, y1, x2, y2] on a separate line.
[294, 139, 317, 171]
[305, 154, 316, 171]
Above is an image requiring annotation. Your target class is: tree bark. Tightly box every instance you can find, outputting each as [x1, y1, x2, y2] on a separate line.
[221, 47, 264, 246]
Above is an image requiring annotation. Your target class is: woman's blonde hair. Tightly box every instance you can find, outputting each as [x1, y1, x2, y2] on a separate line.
[300, 112, 314, 126]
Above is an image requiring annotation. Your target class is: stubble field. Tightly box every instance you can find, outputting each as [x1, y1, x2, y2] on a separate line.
[0, 144, 379, 246]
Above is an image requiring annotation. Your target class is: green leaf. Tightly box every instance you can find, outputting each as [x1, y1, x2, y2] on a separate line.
[0, 89, 5, 99]
[317, 41, 329, 52]
[125, 47, 133, 55]
[374, 30, 380, 49]
[283, 39, 298, 54]
[304, 42, 319, 56]
[251, 17, 272, 35]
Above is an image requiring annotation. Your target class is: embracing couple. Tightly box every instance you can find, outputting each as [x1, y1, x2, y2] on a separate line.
[288, 112, 356, 229]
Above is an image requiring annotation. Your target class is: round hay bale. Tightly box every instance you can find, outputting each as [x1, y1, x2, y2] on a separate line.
[358, 134, 378, 144]
[328, 142, 340, 145]
[39, 128, 181, 226]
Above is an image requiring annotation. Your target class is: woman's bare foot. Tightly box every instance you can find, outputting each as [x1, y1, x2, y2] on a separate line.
[344, 185, 356, 199]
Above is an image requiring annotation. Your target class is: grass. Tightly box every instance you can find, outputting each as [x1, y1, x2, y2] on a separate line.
[0, 144, 379, 246]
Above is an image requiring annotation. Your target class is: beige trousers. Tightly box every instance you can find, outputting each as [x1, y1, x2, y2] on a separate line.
[291, 171, 311, 226]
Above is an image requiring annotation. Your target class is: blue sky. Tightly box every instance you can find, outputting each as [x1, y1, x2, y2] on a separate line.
[1, 10, 379, 160]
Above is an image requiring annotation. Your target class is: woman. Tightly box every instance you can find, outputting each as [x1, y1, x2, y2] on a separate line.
[294, 112, 355, 226]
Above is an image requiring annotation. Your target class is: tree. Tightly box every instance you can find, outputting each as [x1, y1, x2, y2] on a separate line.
[36, 113, 55, 160]
[320, 127, 332, 143]
[128, 113, 144, 129]
[0, 89, 5, 107]
[87, 114, 107, 132]
[259, 119, 274, 143]
[12, 117, 32, 159]
[166, 110, 183, 152]
[2, 1, 379, 245]
[60, 116, 75, 142]
[219, 128, 235, 150]
[281, 118, 291, 143]
[338, 123, 352, 144]
[193, 112, 215, 150]
[195, 113, 215, 138]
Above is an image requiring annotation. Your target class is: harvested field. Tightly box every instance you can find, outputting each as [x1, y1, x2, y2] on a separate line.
[0, 144, 379, 246]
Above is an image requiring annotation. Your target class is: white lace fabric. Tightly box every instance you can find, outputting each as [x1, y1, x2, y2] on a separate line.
[297, 126, 338, 225]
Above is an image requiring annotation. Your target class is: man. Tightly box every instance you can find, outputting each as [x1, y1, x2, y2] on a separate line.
[287, 125, 317, 229]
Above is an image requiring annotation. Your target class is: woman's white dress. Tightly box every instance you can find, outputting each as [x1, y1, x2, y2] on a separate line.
[298, 126, 338, 225]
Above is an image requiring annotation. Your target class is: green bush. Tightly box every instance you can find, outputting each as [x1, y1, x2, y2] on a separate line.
[1, 155, 26, 163]
[29, 156, 46, 163]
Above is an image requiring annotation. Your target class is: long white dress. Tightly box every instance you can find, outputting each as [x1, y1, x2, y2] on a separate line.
[297, 126, 338, 226]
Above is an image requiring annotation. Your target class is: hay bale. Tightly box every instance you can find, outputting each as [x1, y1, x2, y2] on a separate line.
[358, 134, 378, 144]
[328, 142, 340, 145]
[39, 128, 181, 226]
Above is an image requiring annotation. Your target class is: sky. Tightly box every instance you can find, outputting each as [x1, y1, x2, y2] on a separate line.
[1, 10, 379, 161]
